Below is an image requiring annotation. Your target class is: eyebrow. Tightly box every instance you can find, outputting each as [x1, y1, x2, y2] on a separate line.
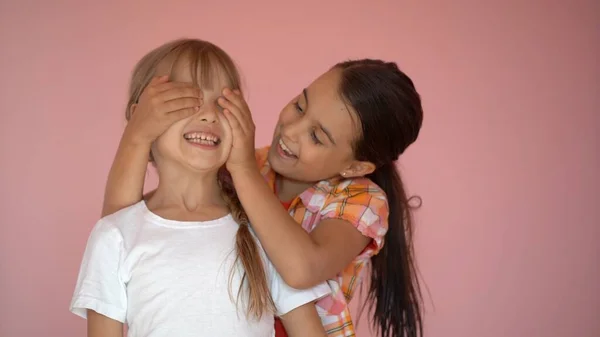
[304, 88, 337, 145]
[302, 88, 309, 107]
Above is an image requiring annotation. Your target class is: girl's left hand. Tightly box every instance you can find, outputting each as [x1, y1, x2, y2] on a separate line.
[218, 88, 257, 174]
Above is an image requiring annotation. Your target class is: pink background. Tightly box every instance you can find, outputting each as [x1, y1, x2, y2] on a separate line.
[1, 1, 598, 336]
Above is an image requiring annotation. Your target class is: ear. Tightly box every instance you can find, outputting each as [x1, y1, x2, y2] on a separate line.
[340, 160, 376, 178]
[128, 103, 138, 120]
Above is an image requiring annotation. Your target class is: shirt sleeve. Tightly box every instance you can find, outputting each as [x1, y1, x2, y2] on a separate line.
[69, 219, 127, 323]
[268, 261, 331, 317]
[319, 179, 389, 255]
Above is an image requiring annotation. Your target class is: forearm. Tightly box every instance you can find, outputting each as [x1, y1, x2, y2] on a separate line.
[101, 133, 151, 217]
[231, 168, 323, 287]
[87, 310, 123, 337]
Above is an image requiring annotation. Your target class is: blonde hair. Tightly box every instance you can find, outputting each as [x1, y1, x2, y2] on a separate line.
[125, 38, 274, 318]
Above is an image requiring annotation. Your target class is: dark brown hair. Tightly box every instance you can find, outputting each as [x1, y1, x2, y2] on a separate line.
[334, 59, 424, 337]
[125, 38, 274, 318]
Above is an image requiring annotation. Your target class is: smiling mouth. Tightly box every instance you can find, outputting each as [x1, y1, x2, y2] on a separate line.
[183, 131, 221, 146]
[278, 138, 297, 158]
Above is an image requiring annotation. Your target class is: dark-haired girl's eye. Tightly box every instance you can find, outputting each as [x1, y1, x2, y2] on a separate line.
[294, 100, 321, 145]
[311, 129, 322, 145]
[294, 101, 304, 114]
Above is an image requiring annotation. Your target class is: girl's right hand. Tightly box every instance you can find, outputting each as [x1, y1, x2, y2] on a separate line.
[124, 76, 203, 145]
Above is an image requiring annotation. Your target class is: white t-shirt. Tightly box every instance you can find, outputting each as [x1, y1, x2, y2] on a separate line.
[70, 201, 330, 337]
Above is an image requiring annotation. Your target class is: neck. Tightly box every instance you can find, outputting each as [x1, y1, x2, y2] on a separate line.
[149, 163, 225, 211]
[276, 174, 313, 202]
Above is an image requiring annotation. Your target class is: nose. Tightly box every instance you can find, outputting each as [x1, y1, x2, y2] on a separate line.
[280, 115, 306, 142]
[196, 100, 219, 123]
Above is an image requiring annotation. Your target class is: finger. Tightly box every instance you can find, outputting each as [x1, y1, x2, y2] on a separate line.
[222, 88, 252, 126]
[218, 96, 249, 134]
[138, 76, 170, 99]
[222, 88, 246, 111]
[162, 97, 203, 115]
[154, 81, 200, 93]
[222, 108, 244, 136]
[157, 86, 203, 102]
[168, 106, 201, 123]
[224, 88, 254, 127]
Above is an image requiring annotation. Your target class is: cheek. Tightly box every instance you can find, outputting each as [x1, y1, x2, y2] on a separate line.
[300, 146, 350, 170]
[155, 122, 186, 152]
[218, 116, 232, 146]
[278, 105, 296, 125]
[298, 144, 326, 166]
[154, 133, 178, 156]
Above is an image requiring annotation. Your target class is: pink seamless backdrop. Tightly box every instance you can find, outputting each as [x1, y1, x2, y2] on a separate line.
[0, 1, 598, 336]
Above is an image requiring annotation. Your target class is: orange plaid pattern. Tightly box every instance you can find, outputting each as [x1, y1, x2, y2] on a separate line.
[255, 147, 389, 336]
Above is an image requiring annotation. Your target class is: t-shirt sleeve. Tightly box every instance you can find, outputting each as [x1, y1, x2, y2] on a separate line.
[268, 262, 331, 317]
[69, 219, 127, 322]
[319, 180, 389, 255]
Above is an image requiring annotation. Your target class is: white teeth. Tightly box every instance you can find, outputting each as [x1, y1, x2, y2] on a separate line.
[187, 138, 217, 146]
[279, 139, 294, 156]
[184, 131, 220, 144]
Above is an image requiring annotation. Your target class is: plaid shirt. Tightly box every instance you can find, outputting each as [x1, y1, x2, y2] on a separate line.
[255, 147, 389, 336]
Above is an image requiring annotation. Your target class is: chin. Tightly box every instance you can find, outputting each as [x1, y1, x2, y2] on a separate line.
[265, 154, 291, 178]
[267, 147, 284, 169]
[187, 161, 224, 173]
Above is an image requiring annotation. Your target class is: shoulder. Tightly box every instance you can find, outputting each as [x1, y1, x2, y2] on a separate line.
[331, 177, 386, 197]
[321, 177, 388, 214]
[101, 201, 146, 224]
[318, 177, 389, 252]
[85, 218, 124, 252]
[92, 201, 147, 244]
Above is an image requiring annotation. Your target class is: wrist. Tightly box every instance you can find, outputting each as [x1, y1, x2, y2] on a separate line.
[118, 134, 152, 160]
[229, 163, 261, 180]
[121, 128, 153, 149]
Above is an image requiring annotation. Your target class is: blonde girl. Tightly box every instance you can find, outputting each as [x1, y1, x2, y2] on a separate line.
[70, 39, 330, 337]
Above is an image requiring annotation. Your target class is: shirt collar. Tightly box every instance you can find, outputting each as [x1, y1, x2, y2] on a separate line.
[259, 150, 346, 211]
